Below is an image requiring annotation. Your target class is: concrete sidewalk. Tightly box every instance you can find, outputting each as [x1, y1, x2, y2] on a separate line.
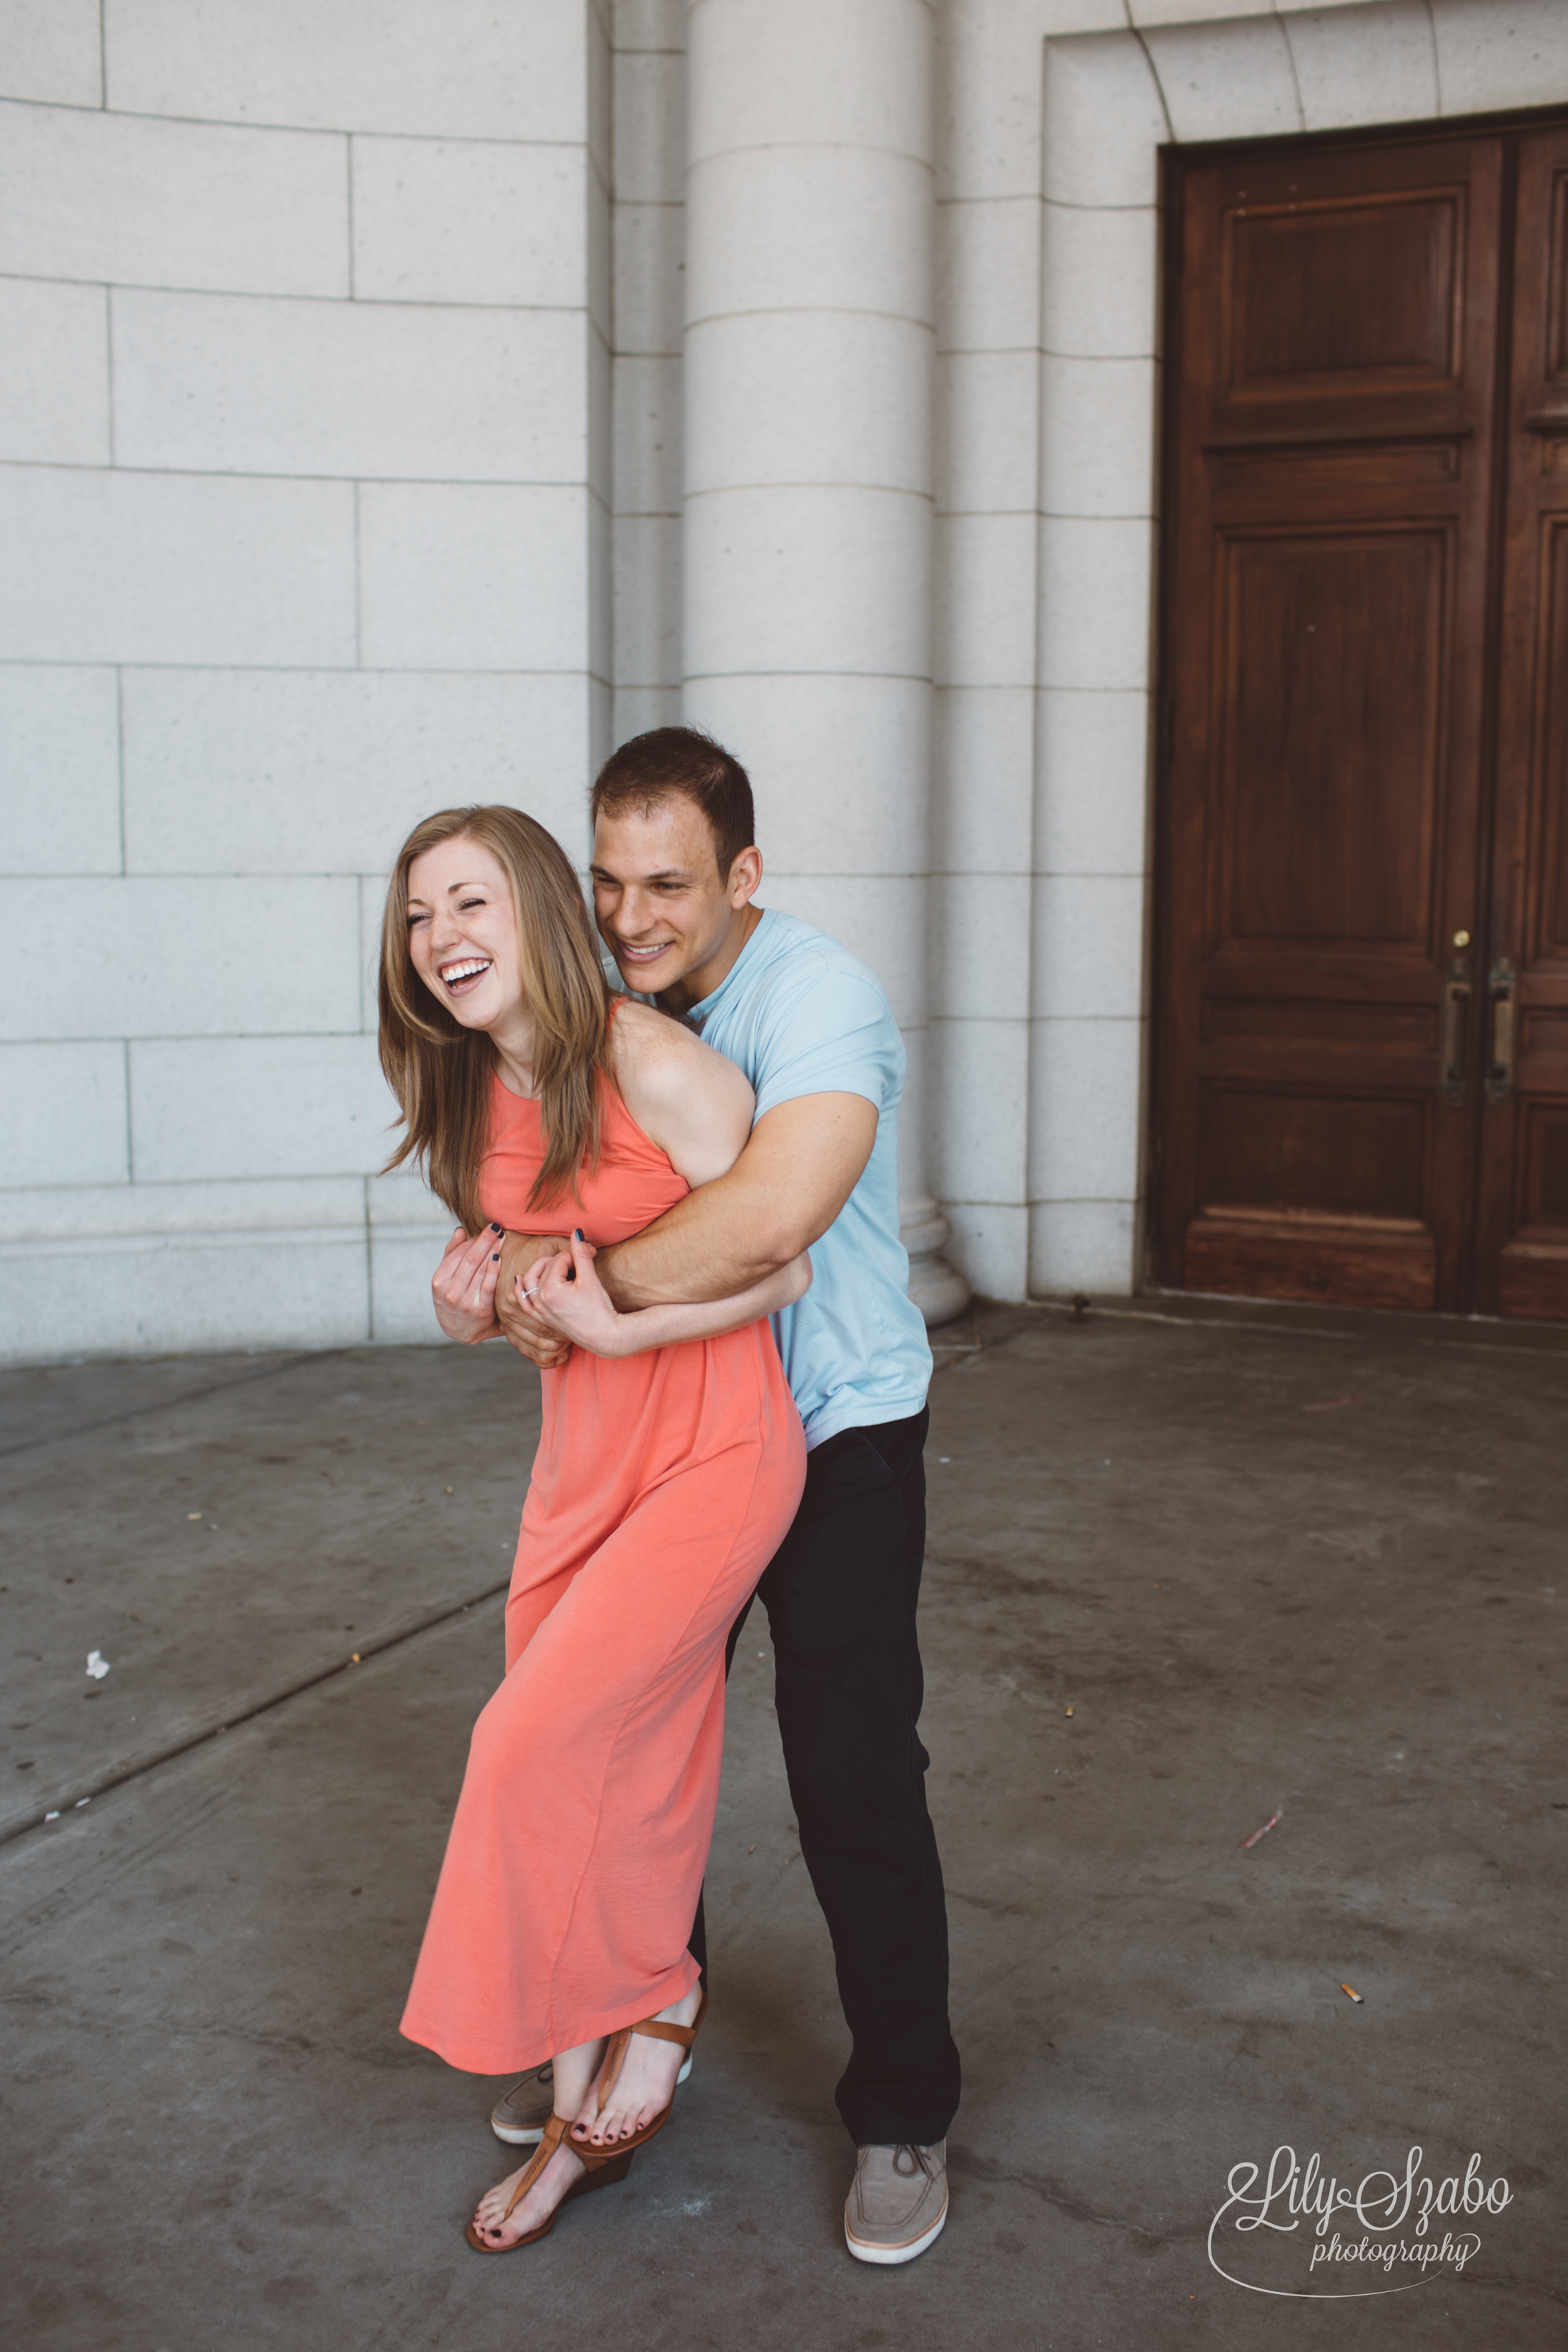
[2, 1305, 1564, 2349]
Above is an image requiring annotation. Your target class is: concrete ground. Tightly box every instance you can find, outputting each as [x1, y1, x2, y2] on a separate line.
[2, 1301, 1565, 2350]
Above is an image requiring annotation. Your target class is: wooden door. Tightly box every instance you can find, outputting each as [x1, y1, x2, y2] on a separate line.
[1479, 124, 1568, 1317]
[1156, 122, 1568, 1321]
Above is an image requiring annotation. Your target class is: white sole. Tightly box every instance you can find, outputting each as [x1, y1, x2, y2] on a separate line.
[844, 2196, 948, 2266]
[491, 2053, 692, 2145]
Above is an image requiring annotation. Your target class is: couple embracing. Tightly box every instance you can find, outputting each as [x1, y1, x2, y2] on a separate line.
[380, 728, 959, 2264]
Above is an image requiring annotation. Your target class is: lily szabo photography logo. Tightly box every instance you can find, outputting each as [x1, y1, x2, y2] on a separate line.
[1209, 2145, 1512, 2299]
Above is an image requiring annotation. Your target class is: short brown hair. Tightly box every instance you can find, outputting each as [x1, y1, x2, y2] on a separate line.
[590, 727, 756, 879]
[378, 805, 614, 1228]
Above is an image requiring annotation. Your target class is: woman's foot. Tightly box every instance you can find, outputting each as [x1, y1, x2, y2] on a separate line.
[572, 1983, 703, 2148]
[470, 2130, 586, 2250]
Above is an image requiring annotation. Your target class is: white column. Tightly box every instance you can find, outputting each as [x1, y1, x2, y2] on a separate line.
[680, 0, 968, 1324]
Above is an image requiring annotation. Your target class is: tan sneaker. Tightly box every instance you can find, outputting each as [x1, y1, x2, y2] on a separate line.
[490, 2052, 693, 2145]
[843, 2140, 948, 2264]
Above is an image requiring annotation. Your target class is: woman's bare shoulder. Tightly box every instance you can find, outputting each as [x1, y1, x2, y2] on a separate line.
[607, 998, 754, 1171]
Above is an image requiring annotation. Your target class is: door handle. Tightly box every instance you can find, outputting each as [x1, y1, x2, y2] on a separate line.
[1486, 959, 1517, 1104]
[1439, 959, 1471, 1104]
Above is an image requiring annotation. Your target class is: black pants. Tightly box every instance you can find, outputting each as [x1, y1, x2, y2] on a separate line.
[690, 1406, 961, 2147]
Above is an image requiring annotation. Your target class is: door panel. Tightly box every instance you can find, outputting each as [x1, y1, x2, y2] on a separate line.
[1481, 125, 1568, 1316]
[1158, 137, 1502, 1311]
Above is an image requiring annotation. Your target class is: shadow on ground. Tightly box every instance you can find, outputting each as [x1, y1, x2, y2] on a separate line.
[2, 1308, 1565, 2348]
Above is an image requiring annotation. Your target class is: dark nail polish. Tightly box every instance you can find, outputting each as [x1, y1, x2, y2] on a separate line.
[490, 1252, 500, 1262]
[491, 1221, 504, 1233]
[574, 1227, 585, 1241]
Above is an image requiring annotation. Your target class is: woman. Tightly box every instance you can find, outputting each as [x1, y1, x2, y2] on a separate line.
[379, 803, 808, 2253]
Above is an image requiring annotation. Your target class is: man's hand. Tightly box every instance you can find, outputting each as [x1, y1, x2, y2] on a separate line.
[430, 1223, 506, 1344]
[495, 1230, 572, 1369]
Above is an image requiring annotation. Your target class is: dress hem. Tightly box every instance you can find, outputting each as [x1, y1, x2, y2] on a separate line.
[397, 1949, 703, 2079]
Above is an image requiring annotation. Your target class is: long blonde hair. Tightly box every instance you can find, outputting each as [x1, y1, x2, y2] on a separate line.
[378, 805, 614, 1229]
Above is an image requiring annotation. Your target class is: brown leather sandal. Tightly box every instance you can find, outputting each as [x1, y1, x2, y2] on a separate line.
[465, 2111, 634, 2254]
[570, 1987, 709, 2159]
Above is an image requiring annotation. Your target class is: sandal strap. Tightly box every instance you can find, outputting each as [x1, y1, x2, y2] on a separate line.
[593, 1988, 709, 2112]
[502, 2111, 569, 2220]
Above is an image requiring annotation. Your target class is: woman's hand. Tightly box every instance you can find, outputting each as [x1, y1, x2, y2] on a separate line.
[520, 1231, 630, 1360]
[431, 1223, 505, 1344]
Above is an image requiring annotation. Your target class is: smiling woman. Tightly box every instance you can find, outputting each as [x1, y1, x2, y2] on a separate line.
[372, 802, 809, 2256]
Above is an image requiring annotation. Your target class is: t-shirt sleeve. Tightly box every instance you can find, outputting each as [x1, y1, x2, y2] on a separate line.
[751, 961, 900, 1118]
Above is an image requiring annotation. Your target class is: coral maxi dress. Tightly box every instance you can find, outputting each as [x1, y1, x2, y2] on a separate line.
[400, 1060, 805, 2075]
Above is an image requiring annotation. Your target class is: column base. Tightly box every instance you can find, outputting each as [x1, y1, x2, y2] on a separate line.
[900, 1197, 972, 1330]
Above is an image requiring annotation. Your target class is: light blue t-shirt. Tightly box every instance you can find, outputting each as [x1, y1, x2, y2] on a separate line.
[684, 907, 932, 1450]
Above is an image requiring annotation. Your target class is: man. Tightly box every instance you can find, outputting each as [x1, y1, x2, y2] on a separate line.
[475, 727, 959, 2263]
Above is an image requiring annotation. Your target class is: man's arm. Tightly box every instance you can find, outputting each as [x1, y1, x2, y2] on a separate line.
[597, 1091, 877, 1309]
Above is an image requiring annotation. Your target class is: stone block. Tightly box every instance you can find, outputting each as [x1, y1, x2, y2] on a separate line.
[613, 0, 686, 48]
[1035, 688, 1151, 877]
[0, 278, 109, 466]
[686, 312, 929, 496]
[1041, 202, 1157, 361]
[1031, 874, 1146, 1021]
[613, 354, 683, 514]
[928, 1015, 1029, 1206]
[613, 46, 685, 203]
[1027, 1196, 1136, 1296]
[0, 466, 356, 666]
[684, 485, 931, 680]
[0, 879, 360, 1042]
[358, 485, 592, 672]
[612, 515, 682, 688]
[1284, 1, 1437, 132]
[1142, 16, 1302, 144]
[683, 673, 931, 878]
[130, 1035, 395, 1182]
[0, 667, 121, 873]
[352, 137, 590, 309]
[688, 0, 931, 166]
[1041, 31, 1166, 211]
[611, 685, 680, 743]
[0, 0, 102, 104]
[1430, 0, 1568, 115]
[612, 202, 685, 357]
[0, 1227, 371, 1362]
[686, 146, 931, 327]
[936, 349, 1038, 515]
[941, 1198, 1028, 1304]
[1040, 354, 1156, 521]
[1028, 1015, 1142, 1201]
[0, 1041, 128, 1188]
[931, 873, 1031, 1023]
[936, 196, 1040, 356]
[935, 512, 1036, 689]
[0, 99, 348, 296]
[111, 290, 590, 482]
[1037, 517, 1153, 695]
[931, 686, 1035, 877]
[104, 0, 590, 142]
[122, 670, 597, 877]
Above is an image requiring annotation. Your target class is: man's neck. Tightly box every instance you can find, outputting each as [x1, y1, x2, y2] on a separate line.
[658, 900, 764, 1017]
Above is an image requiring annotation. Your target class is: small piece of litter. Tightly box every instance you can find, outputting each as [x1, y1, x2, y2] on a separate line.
[187, 1512, 202, 1521]
[75, 1797, 89, 1807]
[748, 1845, 756, 1853]
[1241, 1810, 1282, 1850]
[350, 1652, 362, 1664]
[444, 1486, 453, 1494]
[938, 1456, 951, 1463]
[85, 1650, 111, 1680]
[1064, 1706, 1074, 1717]
[1341, 1983, 1364, 2003]
[44, 1810, 59, 1822]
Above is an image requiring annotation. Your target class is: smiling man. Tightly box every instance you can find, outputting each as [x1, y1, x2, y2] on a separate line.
[485, 726, 960, 2264]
